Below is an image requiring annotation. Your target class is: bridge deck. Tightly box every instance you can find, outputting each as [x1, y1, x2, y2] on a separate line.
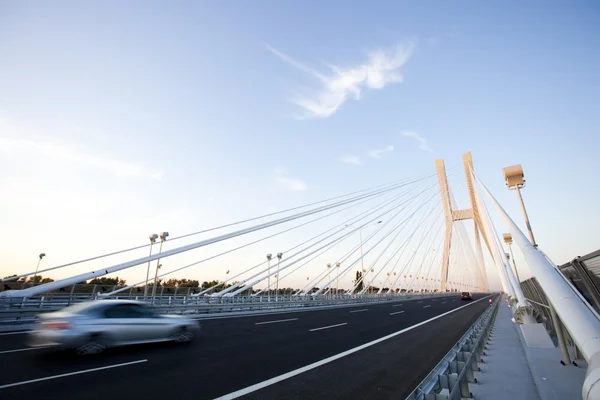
[0, 295, 490, 399]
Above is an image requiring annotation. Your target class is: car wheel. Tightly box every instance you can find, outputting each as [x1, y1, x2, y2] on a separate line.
[171, 326, 195, 343]
[76, 334, 107, 355]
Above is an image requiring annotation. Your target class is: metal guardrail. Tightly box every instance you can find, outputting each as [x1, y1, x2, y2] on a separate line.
[406, 298, 499, 400]
[0, 292, 455, 326]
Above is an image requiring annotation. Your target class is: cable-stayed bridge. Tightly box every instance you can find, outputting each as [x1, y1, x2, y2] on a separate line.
[1, 152, 598, 400]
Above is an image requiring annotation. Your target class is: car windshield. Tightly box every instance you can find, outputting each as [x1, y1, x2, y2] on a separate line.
[461, 292, 470, 295]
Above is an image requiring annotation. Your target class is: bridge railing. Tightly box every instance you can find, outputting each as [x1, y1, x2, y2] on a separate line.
[407, 297, 498, 400]
[0, 291, 456, 327]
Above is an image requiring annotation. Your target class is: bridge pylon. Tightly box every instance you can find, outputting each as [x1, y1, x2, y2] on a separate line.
[435, 152, 491, 293]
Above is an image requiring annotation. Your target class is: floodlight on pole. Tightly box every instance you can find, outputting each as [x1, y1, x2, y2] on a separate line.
[346, 220, 382, 287]
[266, 253, 272, 302]
[336, 262, 340, 293]
[276, 252, 283, 301]
[503, 233, 521, 282]
[33, 253, 46, 286]
[144, 234, 158, 299]
[503, 165, 537, 247]
[151, 232, 169, 301]
[327, 263, 332, 294]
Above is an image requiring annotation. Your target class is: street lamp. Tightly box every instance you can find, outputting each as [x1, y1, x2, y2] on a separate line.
[336, 262, 340, 294]
[151, 232, 169, 301]
[346, 220, 382, 282]
[503, 164, 537, 247]
[32, 253, 46, 286]
[361, 267, 367, 293]
[144, 234, 158, 298]
[266, 253, 272, 302]
[326, 263, 332, 295]
[276, 252, 283, 301]
[503, 233, 520, 282]
[385, 272, 390, 294]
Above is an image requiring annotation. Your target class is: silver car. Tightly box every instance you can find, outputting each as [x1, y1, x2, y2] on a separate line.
[28, 300, 200, 355]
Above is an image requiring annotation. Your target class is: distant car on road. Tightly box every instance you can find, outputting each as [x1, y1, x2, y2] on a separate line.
[460, 292, 473, 301]
[29, 300, 200, 355]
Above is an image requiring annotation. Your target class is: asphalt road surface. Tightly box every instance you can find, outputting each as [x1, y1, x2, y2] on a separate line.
[0, 293, 496, 400]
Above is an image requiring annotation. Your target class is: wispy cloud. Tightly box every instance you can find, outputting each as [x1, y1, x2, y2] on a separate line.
[402, 131, 433, 152]
[0, 135, 165, 180]
[339, 155, 360, 165]
[267, 41, 415, 119]
[368, 145, 394, 159]
[274, 168, 307, 191]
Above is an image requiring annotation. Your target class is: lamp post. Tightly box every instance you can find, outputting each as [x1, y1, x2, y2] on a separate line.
[362, 267, 367, 294]
[503, 165, 537, 247]
[503, 163, 570, 356]
[276, 252, 283, 301]
[144, 234, 158, 299]
[385, 272, 390, 294]
[151, 231, 169, 302]
[346, 220, 382, 286]
[503, 233, 520, 282]
[32, 253, 46, 286]
[266, 253, 272, 302]
[336, 262, 340, 294]
[327, 263, 332, 295]
[225, 270, 230, 288]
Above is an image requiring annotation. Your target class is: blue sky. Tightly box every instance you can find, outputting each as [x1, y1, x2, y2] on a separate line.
[1, 1, 599, 290]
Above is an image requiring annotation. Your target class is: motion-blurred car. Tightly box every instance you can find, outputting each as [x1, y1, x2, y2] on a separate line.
[460, 292, 473, 301]
[29, 300, 200, 355]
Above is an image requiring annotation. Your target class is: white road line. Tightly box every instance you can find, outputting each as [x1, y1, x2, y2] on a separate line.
[255, 318, 298, 325]
[423, 305, 431, 308]
[392, 304, 404, 307]
[309, 323, 347, 332]
[192, 300, 401, 321]
[417, 301, 423, 303]
[389, 311, 405, 316]
[0, 347, 49, 355]
[214, 294, 493, 400]
[0, 359, 148, 389]
[349, 309, 368, 313]
[442, 302, 447, 304]
[0, 331, 35, 336]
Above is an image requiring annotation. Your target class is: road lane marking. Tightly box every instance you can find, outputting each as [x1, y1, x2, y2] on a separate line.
[417, 301, 423, 303]
[192, 300, 409, 321]
[0, 359, 148, 389]
[423, 305, 431, 308]
[309, 323, 347, 332]
[349, 309, 368, 313]
[0, 347, 50, 355]
[214, 294, 494, 400]
[442, 302, 447, 304]
[389, 311, 405, 315]
[255, 318, 298, 325]
[0, 331, 35, 336]
[392, 304, 403, 307]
